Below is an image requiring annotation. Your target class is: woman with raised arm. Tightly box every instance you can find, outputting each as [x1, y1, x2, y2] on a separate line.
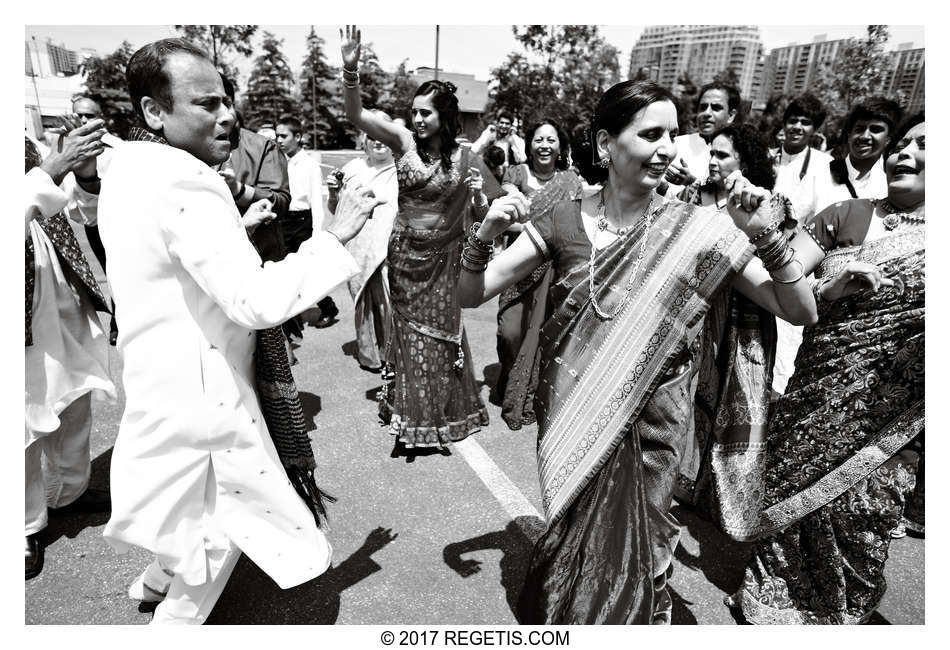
[725, 114, 925, 625]
[492, 118, 583, 430]
[339, 26, 514, 453]
[458, 80, 886, 625]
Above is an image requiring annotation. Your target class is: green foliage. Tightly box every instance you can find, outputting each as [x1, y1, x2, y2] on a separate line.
[380, 58, 417, 123]
[487, 25, 621, 137]
[242, 32, 298, 130]
[80, 40, 136, 139]
[175, 25, 257, 84]
[298, 27, 342, 148]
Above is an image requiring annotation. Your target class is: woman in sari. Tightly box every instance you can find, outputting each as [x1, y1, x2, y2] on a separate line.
[677, 123, 776, 207]
[726, 114, 925, 624]
[339, 26, 512, 451]
[493, 118, 583, 429]
[458, 80, 859, 624]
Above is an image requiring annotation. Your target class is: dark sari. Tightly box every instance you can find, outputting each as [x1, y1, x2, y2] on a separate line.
[494, 165, 583, 430]
[517, 197, 755, 624]
[379, 143, 498, 447]
[733, 210, 925, 624]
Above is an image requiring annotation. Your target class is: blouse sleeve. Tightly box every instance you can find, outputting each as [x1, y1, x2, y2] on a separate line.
[523, 199, 561, 261]
[160, 172, 359, 330]
[803, 201, 844, 254]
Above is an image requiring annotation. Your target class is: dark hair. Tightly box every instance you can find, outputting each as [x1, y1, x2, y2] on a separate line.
[127, 38, 210, 122]
[841, 97, 903, 143]
[483, 145, 507, 168]
[496, 111, 513, 123]
[277, 115, 303, 136]
[883, 111, 924, 161]
[575, 80, 676, 184]
[25, 137, 42, 173]
[413, 79, 460, 173]
[783, 93, 826, 129]
[709, 124, 775, 190]
[696, 82, 742, 114]
[219, 74, 236, 100]
[524, 118, 570, 172]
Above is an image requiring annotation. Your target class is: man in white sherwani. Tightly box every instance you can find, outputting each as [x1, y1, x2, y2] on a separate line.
[96, 38, 383, 624]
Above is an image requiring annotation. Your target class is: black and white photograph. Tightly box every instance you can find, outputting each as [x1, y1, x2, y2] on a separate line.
[21, 14, 927, 633]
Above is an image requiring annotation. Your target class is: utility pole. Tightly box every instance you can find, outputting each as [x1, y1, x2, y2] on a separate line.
[434, 26, 440, 79]
[30, 36, 43, 117]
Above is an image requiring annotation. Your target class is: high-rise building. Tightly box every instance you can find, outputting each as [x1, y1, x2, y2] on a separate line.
[24, 36, 93, 141]
[755, 35, 848, 103]
[886, 44, 925, 113]
[628, 25, 764, 99]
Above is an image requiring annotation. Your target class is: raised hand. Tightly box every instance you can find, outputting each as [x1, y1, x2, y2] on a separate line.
[340, 25, 362, 71]
[664, 157, 694, 186]
[724, 170, 773, 237]
[465, 167, 484, 193]
[476, 192, 529, 241]
[325, 181, 387, 245]
[40, 117, 107, 185]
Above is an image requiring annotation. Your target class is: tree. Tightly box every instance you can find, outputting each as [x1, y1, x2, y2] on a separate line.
[80, 40, 136, 139]
[380, 58, 417, 123]
[713, 66, 741, 89]
[674, 72, 699, 134]
[298, 27, 345, 149]
[809, 25, 894, 135]
[486, 25, 621, 137]
[175, 25, 258, 84]
[242, 32, 298, 130]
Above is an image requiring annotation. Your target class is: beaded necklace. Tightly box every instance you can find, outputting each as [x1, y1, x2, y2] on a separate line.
[875, 198, 925, 230]
[589, 189, 661, 320]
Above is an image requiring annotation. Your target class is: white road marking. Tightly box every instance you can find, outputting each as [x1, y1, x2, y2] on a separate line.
[453, 437, 545, 537]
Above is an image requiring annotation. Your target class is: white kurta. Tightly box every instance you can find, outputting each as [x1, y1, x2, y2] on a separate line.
[666, 132, 712, 197]
[97, 141, 359, 588]
[773, 146, 833, 227]
[814, 155, 888, 212]
[25, 168, 115, 441]
[287, 150, 326, 231]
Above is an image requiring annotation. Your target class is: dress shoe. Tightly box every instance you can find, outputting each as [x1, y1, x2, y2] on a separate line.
[26, 535, 44, 580]
[313, 306, 339, 329]
[359, 364, 383, 374]
[50, 487, 111, 516]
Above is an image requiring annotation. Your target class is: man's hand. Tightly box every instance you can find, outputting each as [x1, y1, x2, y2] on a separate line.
[218, 167, 242, 196]
[664, 158, 695, 187]
[324, 182, 386, 245]
[241, 198, 275, 235]
[40, 117, 107, 185]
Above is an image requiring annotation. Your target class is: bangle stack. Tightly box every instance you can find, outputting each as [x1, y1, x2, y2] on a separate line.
[748, 219, 782, 246]
[342, 67, 360, 89]
[755, 231, 805, 284]
[461, 222, 492, 272]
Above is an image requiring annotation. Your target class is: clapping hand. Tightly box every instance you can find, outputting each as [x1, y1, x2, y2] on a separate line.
[40, 115, 107, 185]
[340, 25, 362, 70]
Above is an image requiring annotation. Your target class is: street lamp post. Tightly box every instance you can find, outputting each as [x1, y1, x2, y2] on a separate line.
[434, 25, 440, 80]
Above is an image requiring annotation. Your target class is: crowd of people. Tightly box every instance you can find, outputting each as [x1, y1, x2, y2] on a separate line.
[25, 25, 924, 626]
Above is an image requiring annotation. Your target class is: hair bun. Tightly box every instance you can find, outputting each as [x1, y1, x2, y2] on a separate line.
[443, 81, 457, 94]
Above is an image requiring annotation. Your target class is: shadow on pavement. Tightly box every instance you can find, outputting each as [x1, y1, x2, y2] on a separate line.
[207, 526, 398, 624]
[481, 363, 501, 393]
[341, 339, 359, 362]
[40, 447, 113, 547]
[671, 503, 750, 595]
[298, 391, 322, 432]
[669, 585, 698, 624]
[442, 516, 546, 621]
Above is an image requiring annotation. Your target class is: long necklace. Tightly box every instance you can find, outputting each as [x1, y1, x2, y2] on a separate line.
[875, 197, 925, 230]
[589, 189, 660, 320]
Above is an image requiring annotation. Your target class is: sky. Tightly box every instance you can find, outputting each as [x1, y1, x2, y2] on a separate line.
[25, 24, 925, 86]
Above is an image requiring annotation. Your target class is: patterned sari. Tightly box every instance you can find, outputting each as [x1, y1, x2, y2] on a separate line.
[734, 225, 925, 624]
[495, 167, 583, 430]
[517, 199, 755, 624]
[379, 143, 495, 447]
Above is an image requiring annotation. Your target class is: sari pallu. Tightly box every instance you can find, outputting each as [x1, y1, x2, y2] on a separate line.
[518, 199, 754, 624]
[496, 169, 583, 430]
[381, 146, 490, 447]
[735, 228, 924, 624]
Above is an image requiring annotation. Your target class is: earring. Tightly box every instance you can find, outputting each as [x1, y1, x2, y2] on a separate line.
[597, 156, 610, 169]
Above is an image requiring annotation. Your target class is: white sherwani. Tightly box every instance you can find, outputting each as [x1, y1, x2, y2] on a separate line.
[97, 141, 359, 588]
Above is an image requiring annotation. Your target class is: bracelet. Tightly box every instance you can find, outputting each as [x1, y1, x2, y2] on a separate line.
[461, 242, 491, 272]
[748, 219, 781, 245]
[342, 66, 359, 76]
[341, 70, 360, 88]
[811, 277, 829, 306]
[75, 173, 100, 184]
[755, 234, 787, 268]
[468, 222, 493, 251]
[769, 257, 805, 284]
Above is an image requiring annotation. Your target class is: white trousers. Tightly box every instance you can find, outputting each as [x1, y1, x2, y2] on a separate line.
[150, 459, 241, 625]
[25, 394, 92, 535]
